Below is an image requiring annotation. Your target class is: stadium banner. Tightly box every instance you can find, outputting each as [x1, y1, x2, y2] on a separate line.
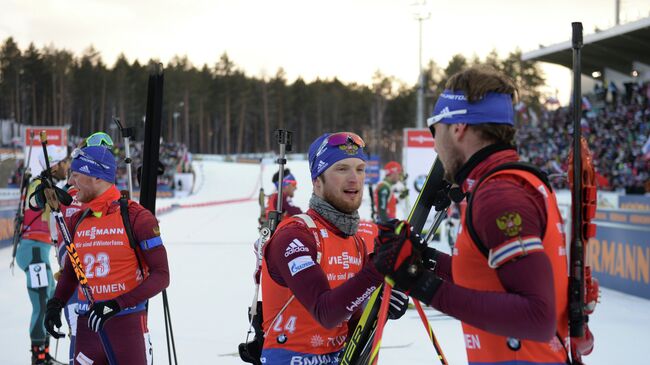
[618, 195, 650, 211]
[22, 126, 69, 177]
[588, 209, 650, 299]
[364, 155, 380, 185]
[403, 128, 437, 225]
[556, 190, 619, 209]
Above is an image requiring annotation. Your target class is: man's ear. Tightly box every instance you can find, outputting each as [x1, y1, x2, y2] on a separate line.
[454, 123, 469, 141]
[313, 176, 323, 194]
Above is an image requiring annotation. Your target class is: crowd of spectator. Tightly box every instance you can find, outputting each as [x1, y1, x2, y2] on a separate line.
[5, 80, 649, 195]
[518, 81, 650, 193]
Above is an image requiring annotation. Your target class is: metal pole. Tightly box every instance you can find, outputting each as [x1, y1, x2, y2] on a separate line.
[413, 1, 430, 129]
[124, 136, 133, 195]
[615, 0, 620, 25]
[416, 18, 424, 129]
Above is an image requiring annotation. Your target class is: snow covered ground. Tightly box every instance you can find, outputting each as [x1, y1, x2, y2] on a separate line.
[1, 159, 649, 364]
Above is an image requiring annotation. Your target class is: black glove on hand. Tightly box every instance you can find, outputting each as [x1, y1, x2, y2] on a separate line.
[373, 220, 443, 303]
[44, 298, 65, 339]
[422, 246, 440, 270]
[29, 183, 73, 210]
[373, 220, 425, 290]
[88, 300, 121, 332]
[387, 289, 409, 320]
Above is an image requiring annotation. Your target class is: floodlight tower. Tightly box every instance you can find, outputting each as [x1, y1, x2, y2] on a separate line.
[412, 1, 430, 129]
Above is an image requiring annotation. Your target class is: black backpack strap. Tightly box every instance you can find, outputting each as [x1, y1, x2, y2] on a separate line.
[119, 190, 145, 275]
[72, 208, 93, 238]
[465, 162, 553, 258]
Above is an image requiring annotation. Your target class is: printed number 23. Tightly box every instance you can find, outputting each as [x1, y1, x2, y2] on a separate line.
[83, 253, 110, 278]
[272, 315, 297, 334]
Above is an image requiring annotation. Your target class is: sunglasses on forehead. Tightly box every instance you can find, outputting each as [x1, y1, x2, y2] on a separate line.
[309, 132, 366, 170]
[85, 132, 114, 148]
[326, 132, 366, 148]
[71, 148, 111, 170]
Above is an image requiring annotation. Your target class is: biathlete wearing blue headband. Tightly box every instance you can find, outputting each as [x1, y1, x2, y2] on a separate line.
[308, 132, 368, 180]
[372, 67, 584, 365]
[265, 169, 302, 220]
[427, 90, 514, 129]
[259, 131, 407, 365]
[45, 133, 170, 365]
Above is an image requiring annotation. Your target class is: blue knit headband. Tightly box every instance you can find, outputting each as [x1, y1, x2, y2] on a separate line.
[428, 90, 514, 127]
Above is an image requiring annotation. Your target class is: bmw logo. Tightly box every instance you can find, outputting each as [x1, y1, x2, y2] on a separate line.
[506, 337, 521, 351]
[414, 175, 427, 192]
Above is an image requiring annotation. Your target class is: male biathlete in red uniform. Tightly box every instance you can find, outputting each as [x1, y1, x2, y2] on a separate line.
[373, 161, 403, 223]
[265, 169, 302, 219]
[373, 67, 583, 365]
[44, 144, 170, 365]
[260, 132, 407, 365]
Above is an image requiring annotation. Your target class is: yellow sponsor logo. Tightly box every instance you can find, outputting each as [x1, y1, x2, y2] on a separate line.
[496, 212, 523, 237]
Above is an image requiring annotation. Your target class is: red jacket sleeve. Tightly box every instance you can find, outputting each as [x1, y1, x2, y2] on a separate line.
[429, 178, 556, 342]
[53, 254, 78, 303]
[265, 222, 383, 329]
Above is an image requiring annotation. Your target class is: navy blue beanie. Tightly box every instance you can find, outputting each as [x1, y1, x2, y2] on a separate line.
[71, 146, 116, 183]
[308, 133, 368, 180]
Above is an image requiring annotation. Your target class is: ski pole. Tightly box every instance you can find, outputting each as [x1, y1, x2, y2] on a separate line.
[162, 290, 178, 365]
[9, 130, 35, 273]
[113, 117, 135, 198]
[350, 159, 448, 364]
[39, 131, 118, 365]
[424, 209, 448, 244]
[413, 300, 448, 364]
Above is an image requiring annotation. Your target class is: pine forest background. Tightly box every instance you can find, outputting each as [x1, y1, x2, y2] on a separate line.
[0, 37, 545, 161]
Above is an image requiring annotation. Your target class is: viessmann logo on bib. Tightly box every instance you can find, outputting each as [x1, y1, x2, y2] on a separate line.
[76, 227, 125, 240]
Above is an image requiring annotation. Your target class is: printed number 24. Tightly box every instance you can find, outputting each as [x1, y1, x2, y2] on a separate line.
[272, 315, 297, 334]
[83, 253, 110, 278]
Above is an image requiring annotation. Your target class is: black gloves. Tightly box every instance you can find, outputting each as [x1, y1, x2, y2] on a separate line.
[387, 289, 409, 320]
[422, 246, 440, 270]
[29, 182, 72, 210]
[44, 298, 65, 339]
[373, 220, 426, 290]
[373, 220, 443, 305]
[88, 300, 121, 332]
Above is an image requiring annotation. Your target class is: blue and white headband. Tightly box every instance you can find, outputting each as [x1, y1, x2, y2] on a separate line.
[428, 90, 514, 127]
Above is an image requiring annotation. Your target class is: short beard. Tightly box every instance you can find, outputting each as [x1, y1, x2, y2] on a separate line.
[322, 187, 360, 214]
[441, 148, 464, 184]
